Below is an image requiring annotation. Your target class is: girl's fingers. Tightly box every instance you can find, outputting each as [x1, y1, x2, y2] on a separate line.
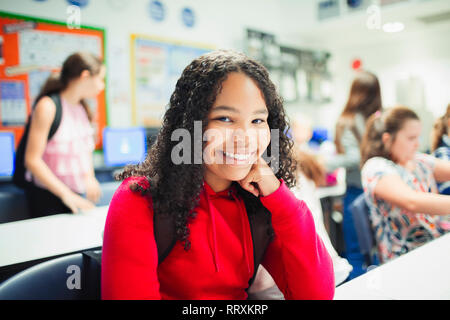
[247, 183, 259, 197]
[68, 203, 78, 214]
[240, 182, 259, 197]
[239, 172, 260, 197]
[83, 199, 96, 210]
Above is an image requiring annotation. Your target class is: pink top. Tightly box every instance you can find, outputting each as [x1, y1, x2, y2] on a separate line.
[26, 97, 95, 194]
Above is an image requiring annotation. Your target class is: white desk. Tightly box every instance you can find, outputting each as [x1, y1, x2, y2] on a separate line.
[0, 206, 108, 267]
[334, 232, 450, 300]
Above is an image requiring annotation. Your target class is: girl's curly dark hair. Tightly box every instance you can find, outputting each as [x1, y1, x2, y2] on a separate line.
[117, 49, 297, 250]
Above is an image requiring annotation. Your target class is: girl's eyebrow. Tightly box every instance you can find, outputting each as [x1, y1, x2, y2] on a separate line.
[211, 105, 268, 115]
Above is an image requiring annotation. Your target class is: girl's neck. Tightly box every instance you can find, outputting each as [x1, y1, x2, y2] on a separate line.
[60, 86, 83, 106]
[398, 159, 414, 171]
[204, 172, 232, 193]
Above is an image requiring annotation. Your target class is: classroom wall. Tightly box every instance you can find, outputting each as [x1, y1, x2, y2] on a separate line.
[0, 0, 286, 127]
[2, 0, 448, 151]
[328, 31, 450, 149]
[280, 0, 450, 151]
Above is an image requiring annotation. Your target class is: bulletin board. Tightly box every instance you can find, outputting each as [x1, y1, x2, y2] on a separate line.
[130, 34, 213, 126]
[0, 11, 107, 149]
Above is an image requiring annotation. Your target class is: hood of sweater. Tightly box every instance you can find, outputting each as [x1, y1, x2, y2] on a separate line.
[202, 181, 252, 275]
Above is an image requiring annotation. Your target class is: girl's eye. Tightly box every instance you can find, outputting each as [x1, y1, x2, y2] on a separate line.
[216, 117, 232, 123]
[252, 119, 266, 124]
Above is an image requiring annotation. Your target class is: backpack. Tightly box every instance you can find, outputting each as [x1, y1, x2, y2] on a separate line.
[12, 93, 63, 189]
[90, 194, 272, 299]
[153, 189, 273, 289]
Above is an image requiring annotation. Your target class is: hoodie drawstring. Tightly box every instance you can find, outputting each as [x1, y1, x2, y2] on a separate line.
[203, 187, 252, 276]
[204, 188, 220, 273]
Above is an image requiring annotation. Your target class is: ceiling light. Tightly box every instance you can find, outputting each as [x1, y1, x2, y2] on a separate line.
[382, 22, 405, 33]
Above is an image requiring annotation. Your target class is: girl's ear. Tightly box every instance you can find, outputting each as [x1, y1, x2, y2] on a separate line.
[381, 132, 391, 147]
[80, 69, 91, 79]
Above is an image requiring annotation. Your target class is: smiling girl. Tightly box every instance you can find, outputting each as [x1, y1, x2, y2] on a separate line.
[101, 50, 334, 300]
[361, 106, 450, 263]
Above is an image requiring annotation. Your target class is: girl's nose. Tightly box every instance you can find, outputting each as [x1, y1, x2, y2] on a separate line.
[231, 128, 262, 152]
[232, 129, 250, 147]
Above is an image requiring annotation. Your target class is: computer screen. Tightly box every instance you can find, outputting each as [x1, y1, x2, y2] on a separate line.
[0, 132, 15, 177]
[103, 127, 147, 167]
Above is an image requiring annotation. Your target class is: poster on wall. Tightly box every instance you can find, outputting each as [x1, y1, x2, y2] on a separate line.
[0, 11, 107, 149]
[0, 80, 26, 126]
[130, 34, 213, 126]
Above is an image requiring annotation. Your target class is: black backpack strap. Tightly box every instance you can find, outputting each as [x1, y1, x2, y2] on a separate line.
[12, 93, 63, 188]
[47, 93, 63, 140]
[243, 197, 272, 289]
[12, 117, 32, 188]
[154, 212, 177, 265]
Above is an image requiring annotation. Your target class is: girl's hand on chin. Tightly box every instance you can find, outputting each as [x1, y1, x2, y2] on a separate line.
[238, 157, 280, 197]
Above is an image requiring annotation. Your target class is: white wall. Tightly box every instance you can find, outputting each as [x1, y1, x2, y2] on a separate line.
[325, 31, 450, 150]
[2, 0, 449, 150]
[280, 0, 450, 151]
[0, 0, 285, 127]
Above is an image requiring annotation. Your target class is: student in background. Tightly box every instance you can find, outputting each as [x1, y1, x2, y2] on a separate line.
[101, 50, 334, 300]
[431, 104, 450, 195]
[24, 52, 105, 217]
[293, 150, 353, 285]
[291, 114, 353, 283]
[361, 106, 450, 263]
[325, 70, 382, 279]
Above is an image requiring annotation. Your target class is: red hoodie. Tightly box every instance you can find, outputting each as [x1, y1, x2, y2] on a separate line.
[101, 176, 335, 300]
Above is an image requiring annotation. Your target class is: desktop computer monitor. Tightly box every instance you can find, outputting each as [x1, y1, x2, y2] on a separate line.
[0, 132, 15, 177]
[103, 127, 147, 167]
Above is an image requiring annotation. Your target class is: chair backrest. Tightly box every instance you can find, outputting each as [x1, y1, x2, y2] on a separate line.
[350, 193, 375, 265]
[0, 250, 101, 300]
[0, 188, 31, 223]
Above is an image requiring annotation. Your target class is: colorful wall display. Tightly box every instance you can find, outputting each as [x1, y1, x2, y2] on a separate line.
[0, 11, 106, 149]
[130, 34, 213, 126]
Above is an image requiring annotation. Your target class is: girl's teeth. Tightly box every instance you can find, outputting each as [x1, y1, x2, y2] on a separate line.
[224, 151, 250, 160]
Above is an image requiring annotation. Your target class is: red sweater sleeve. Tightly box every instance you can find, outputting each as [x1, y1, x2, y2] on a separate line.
[259, 180, 335, 300]
[101, 177, 161, 300]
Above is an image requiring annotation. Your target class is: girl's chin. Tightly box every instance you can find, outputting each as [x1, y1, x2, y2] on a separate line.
[219, 166, 253, 182]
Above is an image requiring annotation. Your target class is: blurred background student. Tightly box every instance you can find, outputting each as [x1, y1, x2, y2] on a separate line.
[324, 70, 382, 279]
[24, 52, 105, 217]
[361, 106, 450, 263]
[431, 104, 450, 195]
[292, 150, 353, 285]
[290, 114, 353, 284]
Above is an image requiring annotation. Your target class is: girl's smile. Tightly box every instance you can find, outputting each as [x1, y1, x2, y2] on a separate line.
[217, 149, 258, 166]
